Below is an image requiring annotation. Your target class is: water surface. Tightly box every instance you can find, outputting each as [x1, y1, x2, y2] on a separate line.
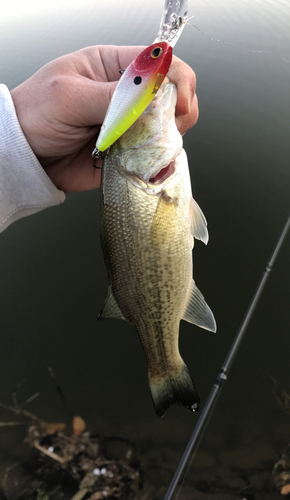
[0, 0, 290, 497]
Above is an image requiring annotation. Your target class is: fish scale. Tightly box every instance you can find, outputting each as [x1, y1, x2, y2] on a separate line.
[102, 159, 188, 346]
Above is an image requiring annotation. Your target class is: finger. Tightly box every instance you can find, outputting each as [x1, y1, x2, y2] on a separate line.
[176, 93, 199, 136]
[53, 76, 118, 128]
[65, 46, 147, 127]
[79, 79, 118, 126]
[44, 138, 102, 192]
[80, 45, 145, 82]
[168, 55, 197, 117]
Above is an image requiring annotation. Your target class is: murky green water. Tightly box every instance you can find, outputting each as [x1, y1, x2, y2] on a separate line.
[1, 0, 290, 497]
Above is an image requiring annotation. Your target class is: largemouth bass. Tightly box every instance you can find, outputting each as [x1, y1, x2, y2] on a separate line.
[99, 82, 216, 417]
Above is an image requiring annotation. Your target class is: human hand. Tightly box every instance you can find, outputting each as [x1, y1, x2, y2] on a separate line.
[11, 46, 198, 193]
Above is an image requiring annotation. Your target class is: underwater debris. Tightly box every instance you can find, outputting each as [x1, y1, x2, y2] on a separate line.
[271, 375, 290, 495]
[272, 445, 290, 494]
[0, 402, 142, 499]
[269, 372, 290, 415]
[48, 367, 67, 407]
[281, 483, 290, 495]
[72, 416, 86, 436]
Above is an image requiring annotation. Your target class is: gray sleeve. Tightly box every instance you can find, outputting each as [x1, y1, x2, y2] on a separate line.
[0, 84, 65, 233]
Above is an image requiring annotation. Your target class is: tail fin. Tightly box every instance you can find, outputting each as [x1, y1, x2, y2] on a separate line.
[149, 363, 200, 417]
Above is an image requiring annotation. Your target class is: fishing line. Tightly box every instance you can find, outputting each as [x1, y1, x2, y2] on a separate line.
[164, 212, 290, 500]
[186, 19, 290, 63]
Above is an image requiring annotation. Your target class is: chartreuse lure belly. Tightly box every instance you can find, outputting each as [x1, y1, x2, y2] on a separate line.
[93, 42, 172, 158]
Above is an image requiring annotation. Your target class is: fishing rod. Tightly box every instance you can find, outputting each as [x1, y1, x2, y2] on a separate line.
[164, 212, 290, 500]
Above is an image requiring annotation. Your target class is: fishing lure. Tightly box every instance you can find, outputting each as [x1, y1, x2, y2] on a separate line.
[92, 0, 188, 159]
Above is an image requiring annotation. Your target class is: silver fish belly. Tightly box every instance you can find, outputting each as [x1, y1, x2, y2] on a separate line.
[99, 83, 216, 417]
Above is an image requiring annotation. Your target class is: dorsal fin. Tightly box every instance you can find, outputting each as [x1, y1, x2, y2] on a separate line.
[98, 286, 126, 321]
[183, 280, 216, 332]
[190, 197, 209, 244]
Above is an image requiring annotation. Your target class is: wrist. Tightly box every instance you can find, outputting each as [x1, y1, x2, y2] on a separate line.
[10, 86, 41, 157]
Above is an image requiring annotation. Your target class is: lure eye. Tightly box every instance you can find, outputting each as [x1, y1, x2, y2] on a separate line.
[134, 76, 142, 85]
[151, 47, 163, 59]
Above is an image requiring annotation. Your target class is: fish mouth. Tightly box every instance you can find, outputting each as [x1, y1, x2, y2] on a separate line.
[148, 160, 176, 186]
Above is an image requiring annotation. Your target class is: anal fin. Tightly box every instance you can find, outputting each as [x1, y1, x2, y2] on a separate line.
[183, 280, 217, 332]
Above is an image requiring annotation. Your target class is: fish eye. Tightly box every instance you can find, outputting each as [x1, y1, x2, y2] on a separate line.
[151, 47, 163, 59]
[134, 76, 142, 85]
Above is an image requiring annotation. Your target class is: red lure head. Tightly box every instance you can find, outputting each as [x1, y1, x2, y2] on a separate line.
[133, 42, 172, 75]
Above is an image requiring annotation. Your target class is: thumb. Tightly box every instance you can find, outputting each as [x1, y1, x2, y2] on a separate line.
[71, 78, 118, 127]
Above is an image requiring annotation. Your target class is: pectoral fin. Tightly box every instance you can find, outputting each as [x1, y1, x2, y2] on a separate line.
[183, 280, 216, 332]
[98, 286, 126, 321]
[190, 197, 209, 244]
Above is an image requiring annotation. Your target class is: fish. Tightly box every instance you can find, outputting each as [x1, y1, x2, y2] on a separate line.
[99, 82, 216, 417]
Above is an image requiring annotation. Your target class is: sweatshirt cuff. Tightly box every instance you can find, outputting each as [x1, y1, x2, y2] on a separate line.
[0, 84, 65, 232]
